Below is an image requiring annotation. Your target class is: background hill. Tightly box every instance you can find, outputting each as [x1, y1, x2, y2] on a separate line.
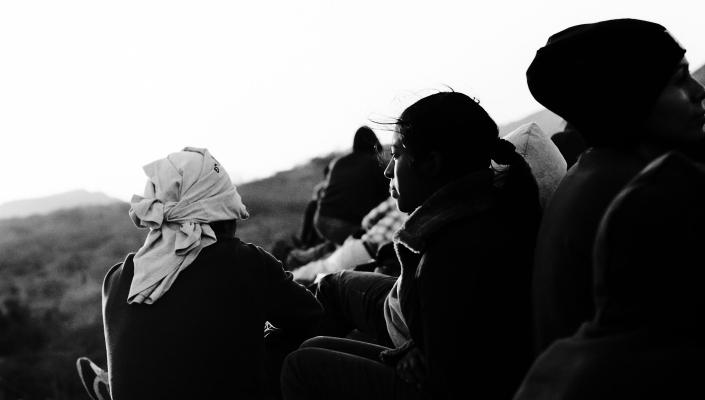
[0, 190, 121, 220]
[694, 63, 705, 86]
[0, 153, 336, 399]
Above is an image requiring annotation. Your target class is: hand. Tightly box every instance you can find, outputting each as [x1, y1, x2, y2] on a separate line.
[395, 346, 426, 389]
[292, 262, 319, 282]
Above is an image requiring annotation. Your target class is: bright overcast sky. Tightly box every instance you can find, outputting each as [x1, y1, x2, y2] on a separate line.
[1, 0, 704, 204]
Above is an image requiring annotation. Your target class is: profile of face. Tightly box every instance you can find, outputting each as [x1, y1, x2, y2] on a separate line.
[641, 58, 705, 146]
[384, 131, 431, 213]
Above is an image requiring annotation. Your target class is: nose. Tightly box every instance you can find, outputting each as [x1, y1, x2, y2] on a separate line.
[384, 159, 394, 179]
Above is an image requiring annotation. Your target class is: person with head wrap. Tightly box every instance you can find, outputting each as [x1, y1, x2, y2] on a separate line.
[102, 148, 323, 400]
[528, 18, 705, 352]
[514, 152, 705, 400]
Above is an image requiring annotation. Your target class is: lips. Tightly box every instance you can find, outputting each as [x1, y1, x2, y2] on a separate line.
[390, 187, 399, 198]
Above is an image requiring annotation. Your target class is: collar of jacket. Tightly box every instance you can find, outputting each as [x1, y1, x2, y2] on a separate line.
[394, 169, 495, 254]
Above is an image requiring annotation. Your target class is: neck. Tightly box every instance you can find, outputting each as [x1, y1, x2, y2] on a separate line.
[211, 220, 237, 239]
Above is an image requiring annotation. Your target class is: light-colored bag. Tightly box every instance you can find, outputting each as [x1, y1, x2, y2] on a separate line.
[501, 122, 567, 208]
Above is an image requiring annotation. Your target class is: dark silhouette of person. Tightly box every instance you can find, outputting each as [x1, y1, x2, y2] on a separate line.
[314, 126, 389, 245]
[528, 18, 705, 353]
[297, 164, 329, 249]
[515, 152, 705, 400]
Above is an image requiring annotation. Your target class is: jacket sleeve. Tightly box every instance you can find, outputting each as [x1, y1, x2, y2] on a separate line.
[258, 247, 324, 341]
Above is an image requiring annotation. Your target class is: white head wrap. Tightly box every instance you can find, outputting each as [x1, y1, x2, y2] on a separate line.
[127, 147, 249, 304]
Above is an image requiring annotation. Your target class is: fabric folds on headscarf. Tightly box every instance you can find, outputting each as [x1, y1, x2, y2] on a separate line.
[127, 147, 249, 304]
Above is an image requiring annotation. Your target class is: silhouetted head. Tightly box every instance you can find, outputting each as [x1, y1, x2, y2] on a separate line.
[384, 92, 530, 213]
[527, 19, 705, 149]
[352, 126, 382, 154]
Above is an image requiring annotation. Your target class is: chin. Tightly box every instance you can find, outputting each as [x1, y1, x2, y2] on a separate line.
[394, 199, 407, 213]
[395, 199, 415, 214]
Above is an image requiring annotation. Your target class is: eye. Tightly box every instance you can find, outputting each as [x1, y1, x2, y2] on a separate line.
[390, 146, 402, 159]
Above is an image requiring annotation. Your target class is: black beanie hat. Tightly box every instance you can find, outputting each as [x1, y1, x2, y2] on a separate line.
[527, 19, 685, 147]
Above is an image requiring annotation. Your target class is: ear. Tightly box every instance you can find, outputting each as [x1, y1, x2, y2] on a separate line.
[418, 151, 443, 178]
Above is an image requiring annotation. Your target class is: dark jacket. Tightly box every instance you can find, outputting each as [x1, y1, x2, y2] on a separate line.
[532, 147, 649, 352]
[392, 169, 540, 399]
[103, 238, 323, 400]
[317, 151, 388, 224]
[515, 152, 705, 400]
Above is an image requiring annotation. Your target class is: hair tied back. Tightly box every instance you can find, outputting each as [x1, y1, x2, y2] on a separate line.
[491, 138, 517, 165]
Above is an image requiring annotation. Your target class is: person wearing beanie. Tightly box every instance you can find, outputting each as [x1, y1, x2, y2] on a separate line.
[528, 18, 705, 352]
[101, 148, 323, 400]
[514, 152, 705, 399]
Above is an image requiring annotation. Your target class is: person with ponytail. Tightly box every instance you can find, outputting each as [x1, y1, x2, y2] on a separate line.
[281, 92, 541, 400]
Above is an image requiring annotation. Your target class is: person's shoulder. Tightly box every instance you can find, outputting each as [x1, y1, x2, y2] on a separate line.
[231, 239, 285, 269]
[548, 149, 647, 215]
[338, 151, 378, 166]
[102, 253, 134, 298]
[567, 148, 646, 184]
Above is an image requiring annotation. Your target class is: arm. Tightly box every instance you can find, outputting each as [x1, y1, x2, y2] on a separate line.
[259, 247, 324, 341]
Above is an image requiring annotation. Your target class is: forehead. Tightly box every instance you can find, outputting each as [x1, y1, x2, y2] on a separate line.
[391, 131, 403, 146]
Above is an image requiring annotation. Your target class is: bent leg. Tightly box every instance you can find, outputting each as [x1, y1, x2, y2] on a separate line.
[315, 271, 396, 346]
[281, 346, 425, 400]
[300, 336, 389, 361]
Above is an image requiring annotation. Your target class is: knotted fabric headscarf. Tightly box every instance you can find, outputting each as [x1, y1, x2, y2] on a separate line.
[128, 147, 249, 304]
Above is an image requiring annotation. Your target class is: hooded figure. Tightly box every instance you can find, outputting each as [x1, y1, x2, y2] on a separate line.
[514, 152, 705, 400]
[102, 148, 323, 400]
[528, 18, 705, 351]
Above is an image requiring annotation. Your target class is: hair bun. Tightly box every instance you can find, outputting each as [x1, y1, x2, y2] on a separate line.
[492, 138, 517, 165]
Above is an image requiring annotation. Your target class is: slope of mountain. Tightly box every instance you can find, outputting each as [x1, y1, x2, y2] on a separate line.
[500, 108, 564, 137]
[0, 190, 121, 220]
[694, 63, 705, 86]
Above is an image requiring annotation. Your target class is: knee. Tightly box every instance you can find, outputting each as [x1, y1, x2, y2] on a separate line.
[280, 347, 322, 399]
[315, 271, 346, 305]
[300, 336, 337, 349]
[280, 349, 303, 397]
